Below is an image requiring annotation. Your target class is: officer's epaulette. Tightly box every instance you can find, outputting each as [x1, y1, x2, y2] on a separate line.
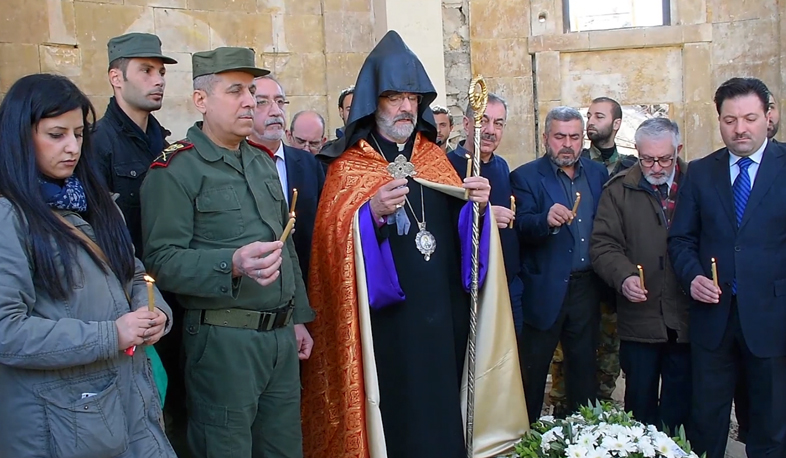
[151, 141, 194, 169]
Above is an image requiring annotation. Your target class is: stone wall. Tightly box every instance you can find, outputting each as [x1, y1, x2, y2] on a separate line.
[0, 0, 375, 139]
[464, 0, 785, 168]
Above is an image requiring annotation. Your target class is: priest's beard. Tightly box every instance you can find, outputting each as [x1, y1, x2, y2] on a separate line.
[375, 111, 417, 143]
[547, 145, 580, 167]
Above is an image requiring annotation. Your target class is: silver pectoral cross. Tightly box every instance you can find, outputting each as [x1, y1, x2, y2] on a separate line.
[387, 154, 417, 179]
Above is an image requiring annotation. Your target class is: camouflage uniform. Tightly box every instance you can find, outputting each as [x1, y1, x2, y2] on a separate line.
[548, 144, 632, 413]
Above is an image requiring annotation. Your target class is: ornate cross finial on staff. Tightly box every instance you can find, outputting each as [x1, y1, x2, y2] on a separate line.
[465, 75, 488, 458]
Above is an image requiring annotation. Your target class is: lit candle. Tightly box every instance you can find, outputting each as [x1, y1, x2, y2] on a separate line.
[144, 275, 155, 313]
[464, 154, 472, 200]
[289, 188, 298, 217]
[571, 192, 582, 216]
[279, 217, 296, 243]
[711, 258, 719, 288]
[509, 195, 516, 229]
[637, 265, 645, 290]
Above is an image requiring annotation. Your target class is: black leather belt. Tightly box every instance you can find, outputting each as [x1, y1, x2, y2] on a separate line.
[200, 303, 294, 332]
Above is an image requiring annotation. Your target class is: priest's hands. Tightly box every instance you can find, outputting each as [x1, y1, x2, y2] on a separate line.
[294, 324, 314, 360]
[370, 178, 409, 219]
[464, 176, 490, 211]
[232, 241, 284, 286]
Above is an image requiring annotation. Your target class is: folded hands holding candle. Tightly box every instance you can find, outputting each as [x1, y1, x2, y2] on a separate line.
[116, 306, 167, 352]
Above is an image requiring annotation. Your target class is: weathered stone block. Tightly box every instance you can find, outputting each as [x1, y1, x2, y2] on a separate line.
[189, 0, 256, 13]
[673, 0, 706, 25]
[89, 95, 111, 119]
[499, 114, 537, 167]
[323, 11, 375, 53]
[560, 47, 684, 107]
[682, 102, 717, 160]
[683, 43, 712, 103]
[153, 8, 211, 53]
[75, 2, 152, 49]
[155, 96, 201, 140]
[322, 0, 370, 13]
[208, 11, 273, 50]
[284, 95, 329, 132]
[530, 0, 562, 37]
[711, 19, 779, 90]
[470, 38, 531, 78]
[588, 26, 684, 51]
[48, 0, 78, 45]
[69, 47, 110, 97]
[707, 0, 777, 23]
[469, 0, 530, 40]
[284, 15, 325, 53]
[40, 45, 81, 78]
[1, 0, 51, 44]
[485, 76, 535, 119]
[284, 0, 321, 15]
[528, 32, 590, 53]
[0, 44, 41, 93]
[535, 51, 560, 102]
[125, 0, 186, 8]
[163, 52, 196, 97]
[682, 23, 712, 43]
[263, 53, 326, 97]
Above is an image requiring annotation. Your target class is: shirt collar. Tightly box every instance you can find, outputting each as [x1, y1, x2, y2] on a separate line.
[273, 141, 285, 161]
[728, 138, 767, 167]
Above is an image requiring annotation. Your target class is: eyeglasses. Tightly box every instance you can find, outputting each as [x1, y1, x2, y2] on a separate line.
[639, 155, 674, 168]
[292, 136, 323, 150]
[256, 98, 289, 110]
[381, 93, 423, 106]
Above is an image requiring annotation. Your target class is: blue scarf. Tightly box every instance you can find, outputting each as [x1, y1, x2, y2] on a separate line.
[40, 176, 88, 213]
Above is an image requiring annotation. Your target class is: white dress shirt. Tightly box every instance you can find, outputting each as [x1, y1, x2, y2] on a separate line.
[729, 138, 767, 186]
[272, 141, 289, 206]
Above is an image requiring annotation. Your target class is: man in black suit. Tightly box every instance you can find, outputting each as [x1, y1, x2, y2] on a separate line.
[248, 75, 325, 287]
[668, 77, 786, 458]
[510, 106, 609, 421]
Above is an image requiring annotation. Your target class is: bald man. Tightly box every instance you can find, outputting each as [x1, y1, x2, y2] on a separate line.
[287, 110, 327, 155]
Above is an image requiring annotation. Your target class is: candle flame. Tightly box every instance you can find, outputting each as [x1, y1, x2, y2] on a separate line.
[144, 275, 155, 283]
[711, 257, 716, 262]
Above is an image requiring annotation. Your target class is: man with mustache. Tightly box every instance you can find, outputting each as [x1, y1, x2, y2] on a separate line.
[582, 97, 637, 176]
[446, 94, 522, 334]
[669, 77, 786, 458]
[590, 117, 691, 432]
[248, 76, 325, 289]
[510, 106, 608, 422]
[767, 92, 780, 141]
[305, 31, 526, 458]
[140, 47, 315, 458]
[91, 32, 187, 454]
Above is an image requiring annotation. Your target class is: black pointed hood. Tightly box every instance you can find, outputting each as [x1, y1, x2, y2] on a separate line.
[318, 30, 438, 161]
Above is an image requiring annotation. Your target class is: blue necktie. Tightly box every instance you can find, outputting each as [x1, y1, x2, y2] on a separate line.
[732, 157, 753, 294]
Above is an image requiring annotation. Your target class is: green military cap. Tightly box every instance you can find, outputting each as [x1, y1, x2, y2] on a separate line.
[192, 47, 269, 79]
[107, 33, 177, 64]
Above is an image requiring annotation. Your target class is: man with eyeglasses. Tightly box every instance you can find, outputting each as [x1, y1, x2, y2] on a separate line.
[287, 110, 327, 155]
[304, 30, 525, 458]
[248, 76, 325, 289]
[590, 117, 691, 432]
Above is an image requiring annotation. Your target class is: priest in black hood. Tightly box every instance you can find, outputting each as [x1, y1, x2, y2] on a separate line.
[302, 30, 527, 458]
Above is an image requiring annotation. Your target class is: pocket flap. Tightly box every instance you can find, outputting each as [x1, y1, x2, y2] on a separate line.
[113, 162, 146, 179]
[36, 372, 118, 410]
[196, 186, 242, 212]
[265, 180, 285, 202]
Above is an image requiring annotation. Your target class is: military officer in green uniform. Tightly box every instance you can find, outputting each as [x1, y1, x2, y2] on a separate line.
[140, 46, 315, 458]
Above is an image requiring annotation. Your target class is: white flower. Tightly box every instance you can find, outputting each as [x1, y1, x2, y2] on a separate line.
[540, 415, 555, 422]
[566, 444, 589, 458]
[638, 439, 656, 457]
[653, 435, 676, 458]
[628, 425, 645, 439]
[586, 446, 608, 458]
[601, 435, 635, 456]
[577, 432, 598, 449]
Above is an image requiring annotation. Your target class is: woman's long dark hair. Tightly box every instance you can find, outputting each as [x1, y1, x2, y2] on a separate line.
[0, 74, 135, 301]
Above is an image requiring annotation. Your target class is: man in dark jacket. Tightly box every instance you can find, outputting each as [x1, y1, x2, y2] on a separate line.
[93, 33, 176, 257]
[590, 117, 691, 432]
[91, 33, 187, 456]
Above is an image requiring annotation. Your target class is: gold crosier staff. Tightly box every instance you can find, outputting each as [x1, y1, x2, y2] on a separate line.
[465, 75, 488, 458]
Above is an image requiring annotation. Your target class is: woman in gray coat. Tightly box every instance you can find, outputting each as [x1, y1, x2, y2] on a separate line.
[0, 74, 176, 458]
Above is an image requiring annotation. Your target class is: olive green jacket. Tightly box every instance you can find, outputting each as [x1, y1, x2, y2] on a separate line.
[140, 123, 314, 324]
